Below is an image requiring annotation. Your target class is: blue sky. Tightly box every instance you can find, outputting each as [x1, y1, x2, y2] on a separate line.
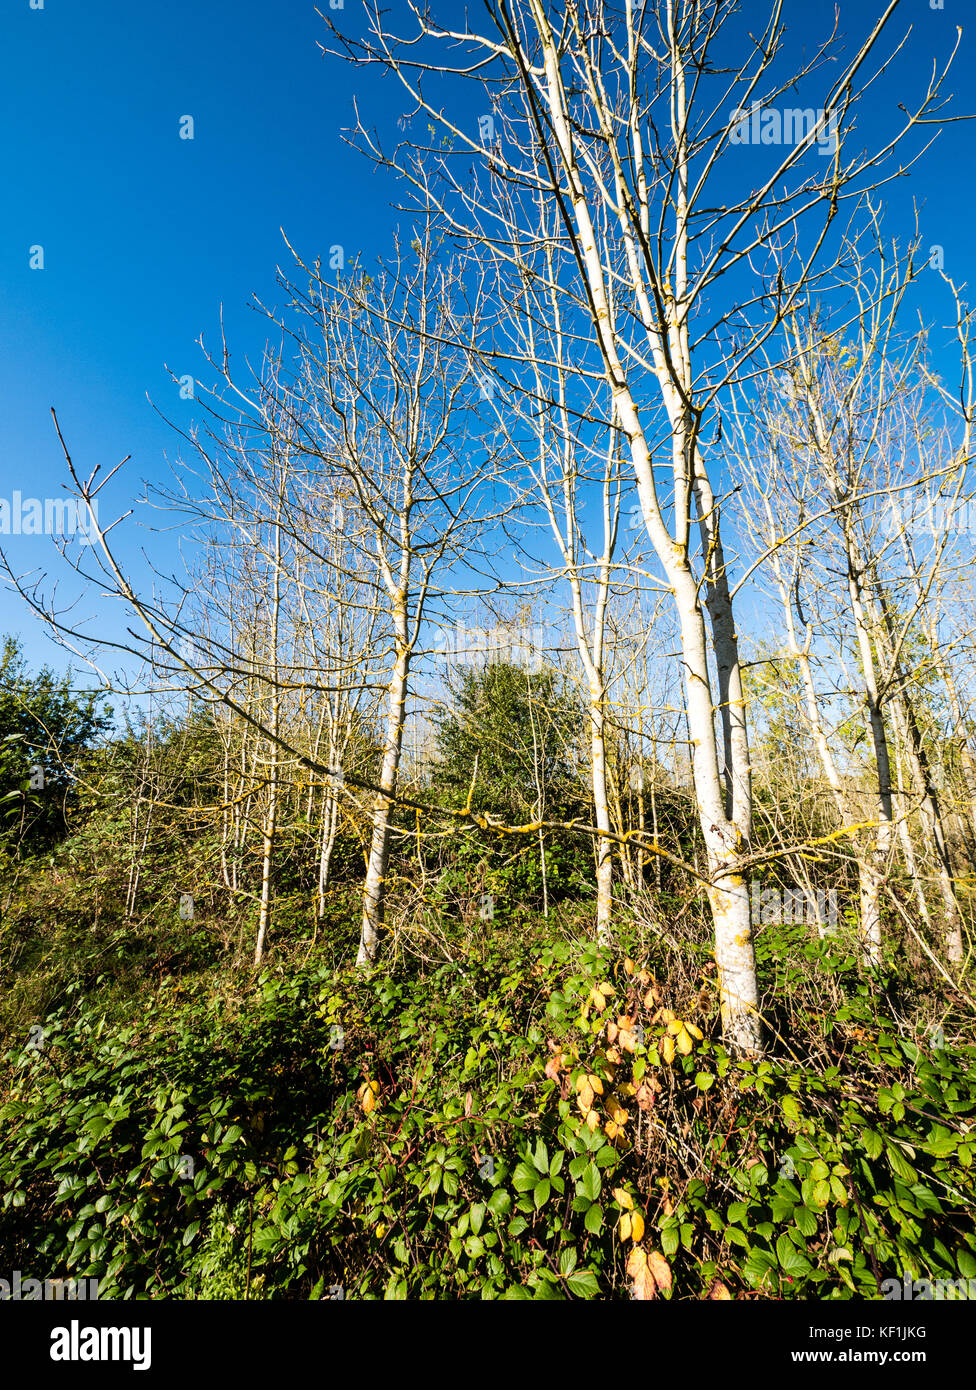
[1, 0, 974, 683]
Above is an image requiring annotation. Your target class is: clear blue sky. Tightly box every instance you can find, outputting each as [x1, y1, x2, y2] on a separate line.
[1, 0, 974, 680]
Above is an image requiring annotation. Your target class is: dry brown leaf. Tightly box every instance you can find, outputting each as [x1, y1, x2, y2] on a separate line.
[647, 1250, 672, 1294]
[635, 1083, 657, 1112]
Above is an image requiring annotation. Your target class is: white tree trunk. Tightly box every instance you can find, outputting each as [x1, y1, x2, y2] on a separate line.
[357, 640, 410, 966]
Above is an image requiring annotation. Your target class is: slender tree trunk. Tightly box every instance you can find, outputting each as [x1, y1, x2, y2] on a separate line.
[853, 654, 892, 969]
[672, 564, 760, 1048]
[358, 635, 410, 966]
[891, 721, 935, 932]
[887, 694, 964, 962]
[253, 766, 278, 966]
[588, 684, 613, 943]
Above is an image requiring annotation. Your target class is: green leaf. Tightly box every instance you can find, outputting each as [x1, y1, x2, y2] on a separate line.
[742, 1248, 777, 1289]
[886, 1145, 916, 1183]
[533, 1178, 551, 1210]
[584, 1202, 603, 1235]
[925, 1125, 957, 1159]
[781, 1096, 801, 1125]
[861, 1128, 883, 1161]
[777, 1232, 812, 1278]
[512, 1163, 537, 1193]
[565, 1269, 599, 1298]
[487, 1189, 512, 1218]
[580, 1162, 601, 1202]
[793, 1205, 818, 1238]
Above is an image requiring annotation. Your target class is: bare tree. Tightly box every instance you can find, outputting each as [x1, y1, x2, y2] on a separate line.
[326, 0, 960, 1047]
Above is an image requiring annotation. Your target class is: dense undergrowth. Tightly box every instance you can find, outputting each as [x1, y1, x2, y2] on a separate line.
[2, 908, 974, 1300]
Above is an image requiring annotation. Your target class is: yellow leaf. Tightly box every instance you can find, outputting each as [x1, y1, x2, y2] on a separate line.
[624, 958, 635, 975]
[709, 1279, 732, 1300]
[619, 1213, 632, 1241]
[585, 1108, 600, 1132]
[631, 1212, 645, 1243]
[686, 1023, 703, 1041]
[605, 1094, 629, 1125]
[662, 1035, 676, 1064]
[375, 1222, 388, 1239]
[588, 1073, 604, 1096]
[612, 1187, 634, 1211]
[358, 1080, 379, 1115]
[676, 1025, 693, 1056]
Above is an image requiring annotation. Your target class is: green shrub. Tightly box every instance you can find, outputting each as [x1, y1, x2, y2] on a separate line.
[1, 926, 973, 1300]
